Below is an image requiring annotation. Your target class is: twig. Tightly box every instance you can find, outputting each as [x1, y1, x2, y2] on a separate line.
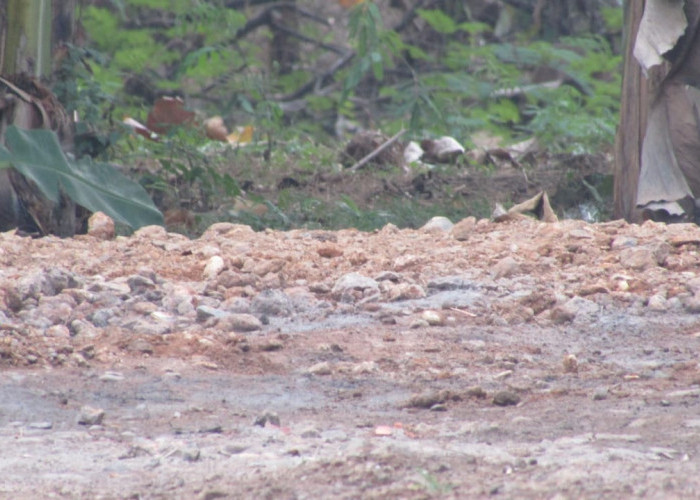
[347, 129, 407, 173]
[277, 50, 354, 101]
[449, 307, 477, 317]
[269, 20, 347, 55]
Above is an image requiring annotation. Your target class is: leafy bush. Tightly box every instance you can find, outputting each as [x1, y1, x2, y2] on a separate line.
[61, 1, 622, 231]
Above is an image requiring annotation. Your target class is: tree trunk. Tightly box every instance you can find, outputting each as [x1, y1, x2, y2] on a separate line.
[614, 0, 700, 222]
[613, 0, 647, 222]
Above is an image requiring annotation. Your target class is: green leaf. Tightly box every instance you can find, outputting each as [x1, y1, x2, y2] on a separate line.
[417, 9, 457, 35]
[4, 126, 163, 229]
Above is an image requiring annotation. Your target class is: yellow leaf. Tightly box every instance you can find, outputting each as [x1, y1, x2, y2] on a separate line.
[227, 125, 254, 145]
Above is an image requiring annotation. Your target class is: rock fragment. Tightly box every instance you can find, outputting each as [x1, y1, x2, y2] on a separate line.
[421, 310, 445, 326]
[492, 256, 520, 279]
[451, 216, 477, 241]
[203, 256, 225, 280]
[78, 406, 105, 425]
[307, 361, 332, 375]
[217, 313, 263, 332]
[332, 273, 379, 301]
[492, 391, 520, 406]
[87, 212, 115, 240]
[317, 243, 344, 258]
[421, 216, 454, 233]
[562, 354, 579, 373]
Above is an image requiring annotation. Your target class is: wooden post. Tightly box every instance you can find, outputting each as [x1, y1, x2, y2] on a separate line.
[613, 0, 647, 222]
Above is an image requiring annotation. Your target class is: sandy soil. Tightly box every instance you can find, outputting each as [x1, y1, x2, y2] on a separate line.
[2, 216, 700, 499]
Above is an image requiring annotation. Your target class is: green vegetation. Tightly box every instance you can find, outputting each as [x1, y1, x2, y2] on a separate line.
[0, 126, 162, 229]
[54, 1, 622, 234]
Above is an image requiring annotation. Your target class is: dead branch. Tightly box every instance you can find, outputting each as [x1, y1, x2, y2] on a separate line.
[347, 129, 407, 172]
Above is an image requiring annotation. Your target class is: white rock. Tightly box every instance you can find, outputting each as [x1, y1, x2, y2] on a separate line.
[404, 141, 424, 163]
[421, 310, 445, 326]
[87, 212, 115, 240]
[203, 255, 225, 280]
[421, 216, 454, 233]
[78, 406, 105, 425]
[307, 361, 332, 375]
[332, 273, 379, 297]
[647, 293, 668, 311]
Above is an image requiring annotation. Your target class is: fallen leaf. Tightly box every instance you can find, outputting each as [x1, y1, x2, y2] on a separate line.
[227, 125, 255, 145]
[123, 117, 158, 141]
[494, 191, 558, 223]
[146, 96, 195, 134]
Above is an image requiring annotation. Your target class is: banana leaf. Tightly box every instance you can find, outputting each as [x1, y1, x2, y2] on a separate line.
[0, 126, 163, 230]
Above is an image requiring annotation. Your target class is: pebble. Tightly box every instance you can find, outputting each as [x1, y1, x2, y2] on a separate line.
[99, 371, 125, 382]
[492, 391, 520, 406]
[562, 354, 579, 373]
[217, 271, 256, 288]
[352, 361, 378, 374]
[410, 318, 430, 329]
[492, 257, 520, 279]
[465, 386, 487, 399]
[260, 341, 284, 352]
[87, 212, 115, 240]
[203, 256, 225, 280]
[386, 283, 427, 301]
[182, 447, 201, 462]
[619, 244, 669, 270]
[647, 293, 668, 311]
[307, 361, 332, 375]
[421, 216, 454, 233]
[300, 428, 321, 439]
[405, 390, 449, 409]
[393, 254, 420, 271]
[592, 387, 609, 400]
[421, 310, 444, 326]
[611, 235, 637, 248]
[683, 295, 700, 314]
[550, 305, 576, 324]
[224, 444, 249, 454]
[251, 289, 293, 316]
[451, 216, 477, 241]
[126, 274, 156, 293]
[217, 313, 263, 332]
[196, 306, 228, 322]
[317, 243, 344, 258]
[28, 421, 53, 430]
[45, 325, 70, 338]
[78, 406, 105, 425]
[332, 273, 379, 299]
[254, 411, 281, 427]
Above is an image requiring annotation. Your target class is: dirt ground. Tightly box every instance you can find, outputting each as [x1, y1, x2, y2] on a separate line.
[2, 207, 700, 499]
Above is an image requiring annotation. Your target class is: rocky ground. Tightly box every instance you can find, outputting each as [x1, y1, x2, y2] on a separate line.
[2, 215, 700, 499]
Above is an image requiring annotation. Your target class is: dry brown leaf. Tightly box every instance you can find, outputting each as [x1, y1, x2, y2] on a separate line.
[146, 96, 195, 134]
[494, 191, 558, 223]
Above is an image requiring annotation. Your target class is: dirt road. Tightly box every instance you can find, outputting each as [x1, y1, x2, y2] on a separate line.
[2, 217, 700, 498]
